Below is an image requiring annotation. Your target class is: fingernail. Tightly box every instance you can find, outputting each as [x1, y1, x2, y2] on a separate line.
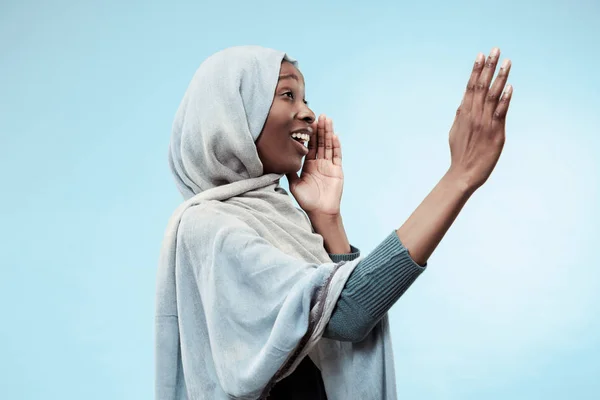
[476, 53, 484, 63]
[501, 59, 510, 69]
[506, 84, 513, 94]
[491, 47, 500, 57]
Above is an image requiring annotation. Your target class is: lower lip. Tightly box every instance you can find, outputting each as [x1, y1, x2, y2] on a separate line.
[290, 137, 309, 155]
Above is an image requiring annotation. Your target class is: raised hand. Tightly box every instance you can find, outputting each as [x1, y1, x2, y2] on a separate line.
[449, 47, 513, 191]
[287, 115, 344, 217]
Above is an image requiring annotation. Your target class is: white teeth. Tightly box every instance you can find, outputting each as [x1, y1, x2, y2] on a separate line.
[291, 133, 310, 142]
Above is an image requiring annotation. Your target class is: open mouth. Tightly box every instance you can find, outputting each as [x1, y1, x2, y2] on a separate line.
[290, 132, 310, 146]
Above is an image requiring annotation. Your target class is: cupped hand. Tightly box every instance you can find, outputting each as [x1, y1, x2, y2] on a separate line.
[449, 47, 513, 191]
[287, 115, 344, 217]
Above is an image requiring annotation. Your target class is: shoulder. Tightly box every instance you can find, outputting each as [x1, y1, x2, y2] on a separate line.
[176, 202, 284, 269]
[178, 201, 259, 245]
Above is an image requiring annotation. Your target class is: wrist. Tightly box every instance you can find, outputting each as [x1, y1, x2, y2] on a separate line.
[307, 212, 351, 254]
[307, 211, 343, 226]
[444, 167, 478, 197]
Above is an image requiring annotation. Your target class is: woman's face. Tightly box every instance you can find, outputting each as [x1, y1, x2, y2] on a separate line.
[256, 61, 316, 174]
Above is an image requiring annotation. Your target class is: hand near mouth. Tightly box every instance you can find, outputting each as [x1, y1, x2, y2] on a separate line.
[287, 115, 344, 218]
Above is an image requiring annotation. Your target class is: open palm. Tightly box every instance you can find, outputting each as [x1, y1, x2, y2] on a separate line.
[287, 116, 344, 217]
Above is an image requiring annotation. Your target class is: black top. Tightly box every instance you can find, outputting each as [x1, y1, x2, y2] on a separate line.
[267, 356, 327, 399]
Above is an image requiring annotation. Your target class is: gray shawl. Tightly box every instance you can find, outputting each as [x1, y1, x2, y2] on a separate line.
[155, 45, 397, 400]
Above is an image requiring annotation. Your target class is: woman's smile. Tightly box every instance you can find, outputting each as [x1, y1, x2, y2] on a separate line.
[290, 134, 309, 155]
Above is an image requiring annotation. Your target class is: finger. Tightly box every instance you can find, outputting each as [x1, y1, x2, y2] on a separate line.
[492, 84, 513, 125]
[332, 133, 342, 166]
[472, 47, 501, 113]
[460, 52, 485, 112]
[324, 117, 334, 161]
[317, 114, 326, 159]
[483, 58, 512, 122]
[306, 117, 319, 160]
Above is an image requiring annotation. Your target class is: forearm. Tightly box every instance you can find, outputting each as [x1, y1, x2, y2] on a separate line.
[308, 213, 352, 254]
[396, 168, 474, 266]
[324, 231, 425, 342]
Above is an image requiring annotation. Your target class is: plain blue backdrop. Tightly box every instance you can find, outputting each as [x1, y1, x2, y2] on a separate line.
[1, 0, 599, 399]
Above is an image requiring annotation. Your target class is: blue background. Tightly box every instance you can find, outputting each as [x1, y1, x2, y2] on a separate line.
[1, 0, 599, 398]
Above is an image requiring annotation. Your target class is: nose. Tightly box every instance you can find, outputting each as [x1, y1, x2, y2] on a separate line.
[297, 103, 316, 125]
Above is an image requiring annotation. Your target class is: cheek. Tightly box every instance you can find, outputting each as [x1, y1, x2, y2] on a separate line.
[265, 101, 293, 128]
[264, 124, 290, 149]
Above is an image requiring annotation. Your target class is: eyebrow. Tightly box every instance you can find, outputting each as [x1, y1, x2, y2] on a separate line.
[278, 73, 300, 81]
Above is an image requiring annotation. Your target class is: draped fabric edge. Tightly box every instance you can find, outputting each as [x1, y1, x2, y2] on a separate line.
[258, 259, 358, 399]
[156, 173, 362, 399]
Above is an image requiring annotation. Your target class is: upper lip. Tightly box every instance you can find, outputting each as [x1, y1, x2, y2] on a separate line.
[290, 128, 313, 135]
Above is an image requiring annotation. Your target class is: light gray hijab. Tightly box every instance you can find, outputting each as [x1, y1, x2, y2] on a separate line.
[155, 45, 397, 399]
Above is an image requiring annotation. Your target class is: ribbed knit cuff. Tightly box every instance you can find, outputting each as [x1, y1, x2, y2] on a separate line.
[345, 230, 426, 320]
[329, 245, 361, 263]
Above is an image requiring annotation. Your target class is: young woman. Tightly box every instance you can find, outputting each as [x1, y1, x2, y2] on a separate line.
[155, 45, 512, 400]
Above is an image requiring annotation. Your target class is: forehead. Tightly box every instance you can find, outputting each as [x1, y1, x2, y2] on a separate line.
[278, 61, 305, 85]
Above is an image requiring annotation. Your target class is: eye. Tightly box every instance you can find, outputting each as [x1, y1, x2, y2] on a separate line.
[282, 91, 308, 105]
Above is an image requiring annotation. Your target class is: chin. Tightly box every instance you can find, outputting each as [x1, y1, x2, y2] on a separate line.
[276, 160, 302, 175]
[290, 158, 303, 173]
